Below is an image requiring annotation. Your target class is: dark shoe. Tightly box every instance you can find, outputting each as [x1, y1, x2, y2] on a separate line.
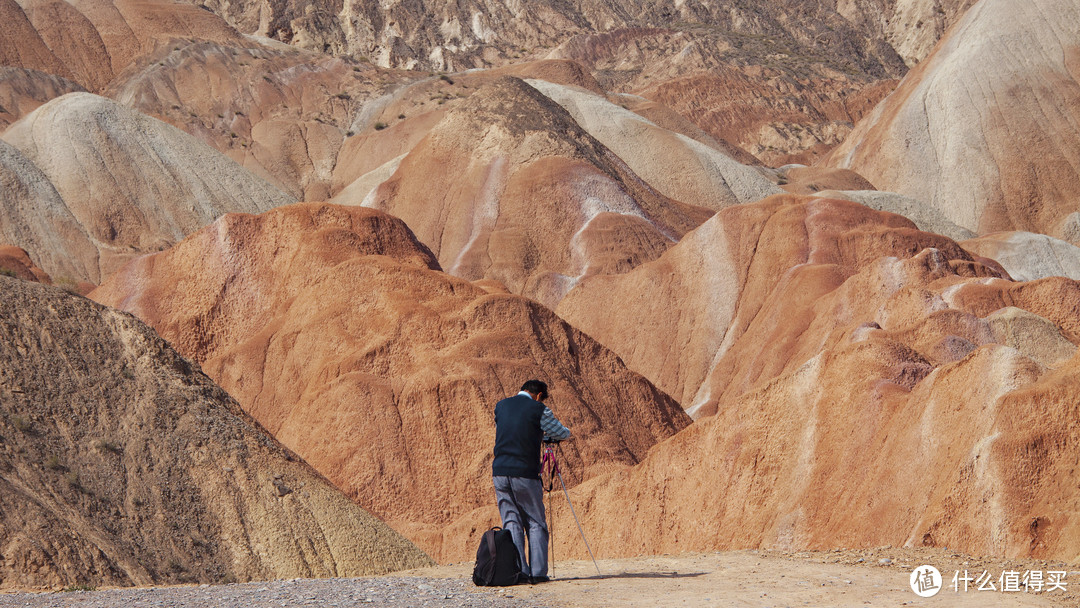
[529, 576, 551, 584]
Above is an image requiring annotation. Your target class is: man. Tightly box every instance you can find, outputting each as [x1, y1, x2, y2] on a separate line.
[492, 379, 571, 584]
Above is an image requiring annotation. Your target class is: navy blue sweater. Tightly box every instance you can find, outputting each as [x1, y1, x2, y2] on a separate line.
[492, 394, 545, 479]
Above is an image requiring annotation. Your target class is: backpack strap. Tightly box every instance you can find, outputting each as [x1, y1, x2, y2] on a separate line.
[486, 527, 497, 563]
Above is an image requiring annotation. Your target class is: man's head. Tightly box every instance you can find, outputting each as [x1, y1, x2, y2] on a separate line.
[520, 379, 548, 401]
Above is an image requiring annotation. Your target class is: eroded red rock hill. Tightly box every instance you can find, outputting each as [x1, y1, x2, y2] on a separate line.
[544, 195, 1080, 562]
[91, 202, 691, 561]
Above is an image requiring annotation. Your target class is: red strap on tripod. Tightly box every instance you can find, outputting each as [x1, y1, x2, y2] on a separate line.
[541, 444, 559, 492]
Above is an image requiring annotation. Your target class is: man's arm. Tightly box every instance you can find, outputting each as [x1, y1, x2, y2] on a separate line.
[541, 406, 571, 441]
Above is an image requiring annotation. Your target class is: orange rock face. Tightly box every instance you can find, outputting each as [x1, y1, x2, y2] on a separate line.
[548, 194, 1080, 562]
[0, 245, 51, 283]
[826, 0, 1080, 241]
[362, 76, 713, 309]
[91, 202, 691, 561]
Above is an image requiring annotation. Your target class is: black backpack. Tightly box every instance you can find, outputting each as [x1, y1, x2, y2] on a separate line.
[472, 527, 522, 586]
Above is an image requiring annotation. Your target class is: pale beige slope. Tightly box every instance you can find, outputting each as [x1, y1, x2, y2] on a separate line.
[0, 139, 98, 284]
[826, 0, 1080, 241]
[0, 275, 432, 590]
[1, 92, 294, 283]
[962, 231, 1080, 282]
[525, 78, 781, 211]
[363, 76, 713, 309]
[880, 0, 979, 66]
[90, 202, 691, 562]
[0, 67, 84, 131]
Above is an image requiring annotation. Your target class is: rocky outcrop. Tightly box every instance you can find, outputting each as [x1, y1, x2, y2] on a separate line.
[361, 76, 713, 308]
[196, 0, 912, 76]
[547, 28, 903, 167]
[90, 202, 691, 562]
[0, 276, 432, 590]
[1, 93, 294, 283]
[826, 0, 1080, 241]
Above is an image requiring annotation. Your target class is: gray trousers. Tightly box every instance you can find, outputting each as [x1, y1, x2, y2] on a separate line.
[493, 476, 548, 578]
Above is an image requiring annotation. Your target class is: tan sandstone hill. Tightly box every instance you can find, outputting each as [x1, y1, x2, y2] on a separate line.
[0, 92, 294, 283]
[0, 0, 69, 82]
[826, 0, 1080, 242]
[107, 41, 607, 203]
[105, 40, 426, 201]
[808, 189, 975, 243]
[359, 76, 713, 309]
[0, 275, 432, 591]
[90, 202, 691, 562]
[545, 195, 1080, 563]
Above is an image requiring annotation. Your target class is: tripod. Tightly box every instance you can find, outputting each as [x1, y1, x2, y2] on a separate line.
[541, 441, 601, 577]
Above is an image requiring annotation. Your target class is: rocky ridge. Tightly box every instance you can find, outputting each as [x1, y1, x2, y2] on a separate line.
[0, 276, 432, 590]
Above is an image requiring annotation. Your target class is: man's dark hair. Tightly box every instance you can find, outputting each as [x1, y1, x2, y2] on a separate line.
[520, 380, 548, 400]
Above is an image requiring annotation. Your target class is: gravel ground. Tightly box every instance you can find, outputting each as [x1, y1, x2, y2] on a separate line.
[0, 577, 543, 608]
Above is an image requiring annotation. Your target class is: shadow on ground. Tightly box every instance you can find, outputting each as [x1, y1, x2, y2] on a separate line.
[552, 571, 707, 582]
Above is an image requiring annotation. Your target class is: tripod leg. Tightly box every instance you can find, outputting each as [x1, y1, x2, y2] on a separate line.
[547, 477, 554, 579]
[555, 468, 601, 576]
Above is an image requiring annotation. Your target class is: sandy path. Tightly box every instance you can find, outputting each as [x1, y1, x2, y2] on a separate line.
[415, 547, 1080, 608]
[3, 548, 1077, 607]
